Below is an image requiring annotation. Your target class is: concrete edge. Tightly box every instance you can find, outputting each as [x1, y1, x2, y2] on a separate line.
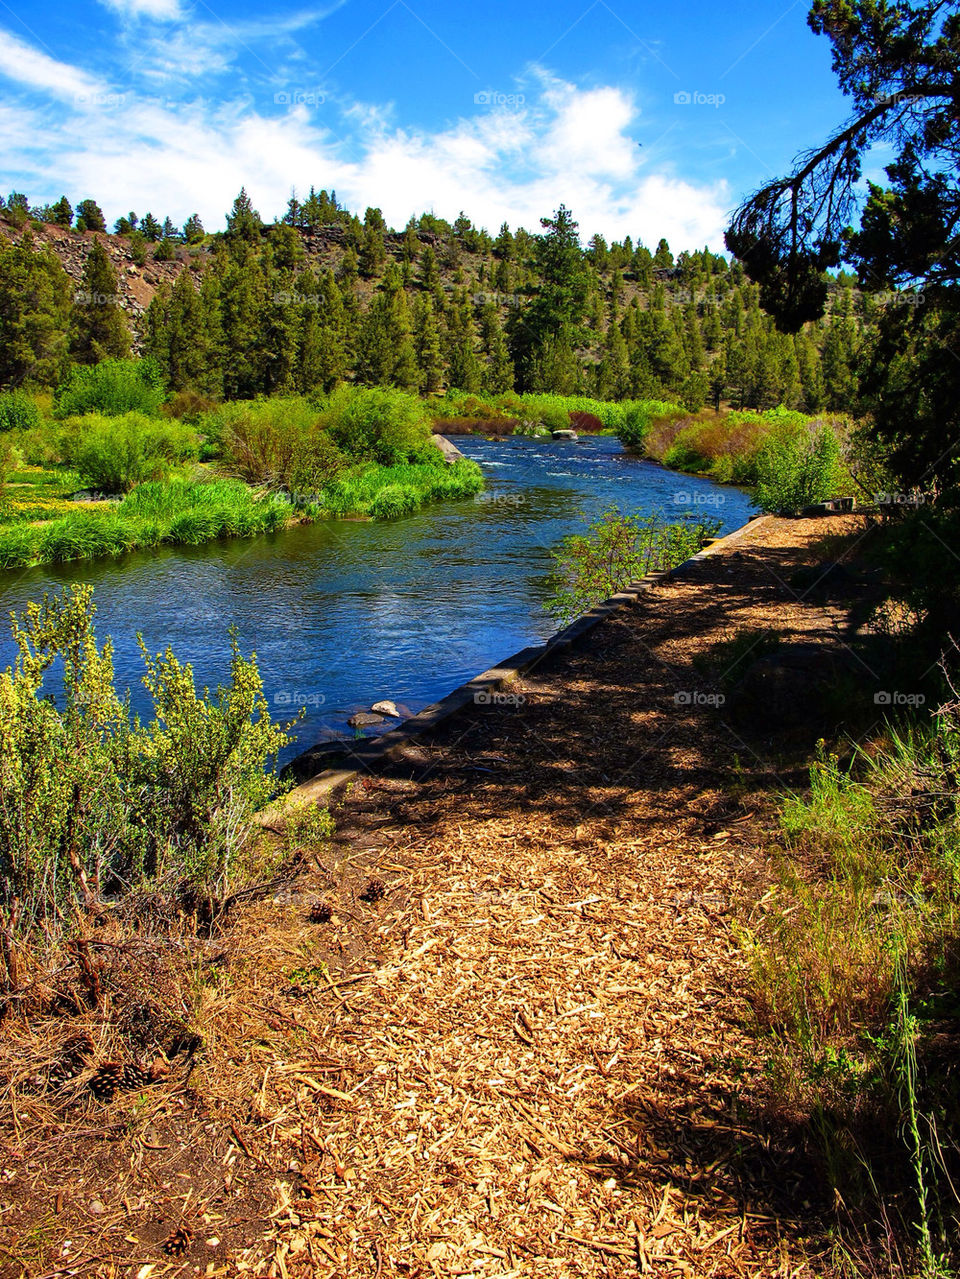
[257, 513, 774, 827]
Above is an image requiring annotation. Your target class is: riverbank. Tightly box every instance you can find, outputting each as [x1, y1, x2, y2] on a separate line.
[0, 510, 890, 1277]
[0, 455, 484, 569]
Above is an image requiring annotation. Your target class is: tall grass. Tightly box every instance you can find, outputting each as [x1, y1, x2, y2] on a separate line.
[0, 480, 291, 568]
[321, 458, 484, 518]
[739, 706, 960, 1270]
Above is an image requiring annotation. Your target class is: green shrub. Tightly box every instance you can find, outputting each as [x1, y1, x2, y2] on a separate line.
[0, 585, 290, 934]
[321, 385, 433, 466]
[54, 358, 166, 418]
[617, 401, 685, 450]
[320, 457, 482, 518]
[69, 412, 198, 493]
[756, 421, 844, 515]
[0, 389, 43, 433]
[15, 423, 65, 467]
[211, 397, 347, 494]
[547, 506, 721, 622]
[162, 389, 217, 423]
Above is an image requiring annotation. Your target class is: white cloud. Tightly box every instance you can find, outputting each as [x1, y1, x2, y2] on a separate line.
[98, 0, 183, 21]
[1, 49, 729, 249]
[0, 28, 104, 100]
[126, 4, 349, 84]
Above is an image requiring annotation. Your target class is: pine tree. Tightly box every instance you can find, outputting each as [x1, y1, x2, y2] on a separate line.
[75, 199, 106, 232]
[0, 231, 73, 387]
[71, 240, 130, 363]
[183, 214, 205, 244]
[749, 331, 781, 409]
[140, 213, 162, 242]
[301, 268, 347, 392]
[444, 294, 481, 393]
[821, 288, 859, 409]
[164, 268, 210, 390]
[515, 205, 587, 391]
[653, 238, 674, 270]
[359, 207, 386, 278]
[219, 250, 266, 397]
[225, 188, 263, 246]
[479, 302, 513, 393]
[418, 245, 440, 294]
[357, 265, 417, 388]
[402, 218, 420, 263]
[599, 317, 629, 400]
[199, 272, 225, 398]
[797, 330, 825, 411]
[683, 301, 705, 370]
[413, 294, 444, 393]
[50, 197, 73, 228]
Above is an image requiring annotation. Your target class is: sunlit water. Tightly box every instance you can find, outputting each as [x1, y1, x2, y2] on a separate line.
[0, 437, 756, 759]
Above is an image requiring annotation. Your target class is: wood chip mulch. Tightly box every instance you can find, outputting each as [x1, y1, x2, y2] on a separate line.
[0, 515, 877, 1278]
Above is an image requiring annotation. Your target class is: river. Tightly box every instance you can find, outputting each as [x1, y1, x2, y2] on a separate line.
[0, 436, 756, 759]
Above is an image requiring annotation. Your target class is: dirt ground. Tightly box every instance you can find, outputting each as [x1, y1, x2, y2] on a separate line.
[0, 514, 883, 1278]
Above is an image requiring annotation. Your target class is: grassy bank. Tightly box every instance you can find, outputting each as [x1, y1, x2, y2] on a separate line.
[0, 479, 292, 569]
[620, 402, 857, 514]
[0, 377, 486, 568]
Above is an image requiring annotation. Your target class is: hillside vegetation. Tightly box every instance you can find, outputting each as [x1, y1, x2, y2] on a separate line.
[1, 190, 869, 415]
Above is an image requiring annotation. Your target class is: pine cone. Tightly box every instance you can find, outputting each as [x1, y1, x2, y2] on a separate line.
[90, 1061, 124, 1102]
[309, 901, 332, 923]
[163, 1226, 193, 1256]
[360, 876, 386, 903]
[122, 1057, 170, 1091]
[47, 1033, 95, 1090]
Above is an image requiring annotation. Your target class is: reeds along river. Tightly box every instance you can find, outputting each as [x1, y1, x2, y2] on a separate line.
[0, 437, 756, 760]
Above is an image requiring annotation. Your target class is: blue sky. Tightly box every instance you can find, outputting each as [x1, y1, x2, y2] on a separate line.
[0, 0, 856, 250]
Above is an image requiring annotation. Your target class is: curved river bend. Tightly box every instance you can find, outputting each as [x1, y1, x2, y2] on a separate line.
[0, 437, 756, 760]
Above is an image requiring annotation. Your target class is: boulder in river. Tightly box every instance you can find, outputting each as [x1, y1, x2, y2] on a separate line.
[371, 699, 402, 718]
[551, 429, 578, 440]
[348, 711, 386, 729]
[430, 434, 465, 464]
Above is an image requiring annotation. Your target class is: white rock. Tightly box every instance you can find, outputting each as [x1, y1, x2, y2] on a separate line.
[371, 700, 401, 718]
